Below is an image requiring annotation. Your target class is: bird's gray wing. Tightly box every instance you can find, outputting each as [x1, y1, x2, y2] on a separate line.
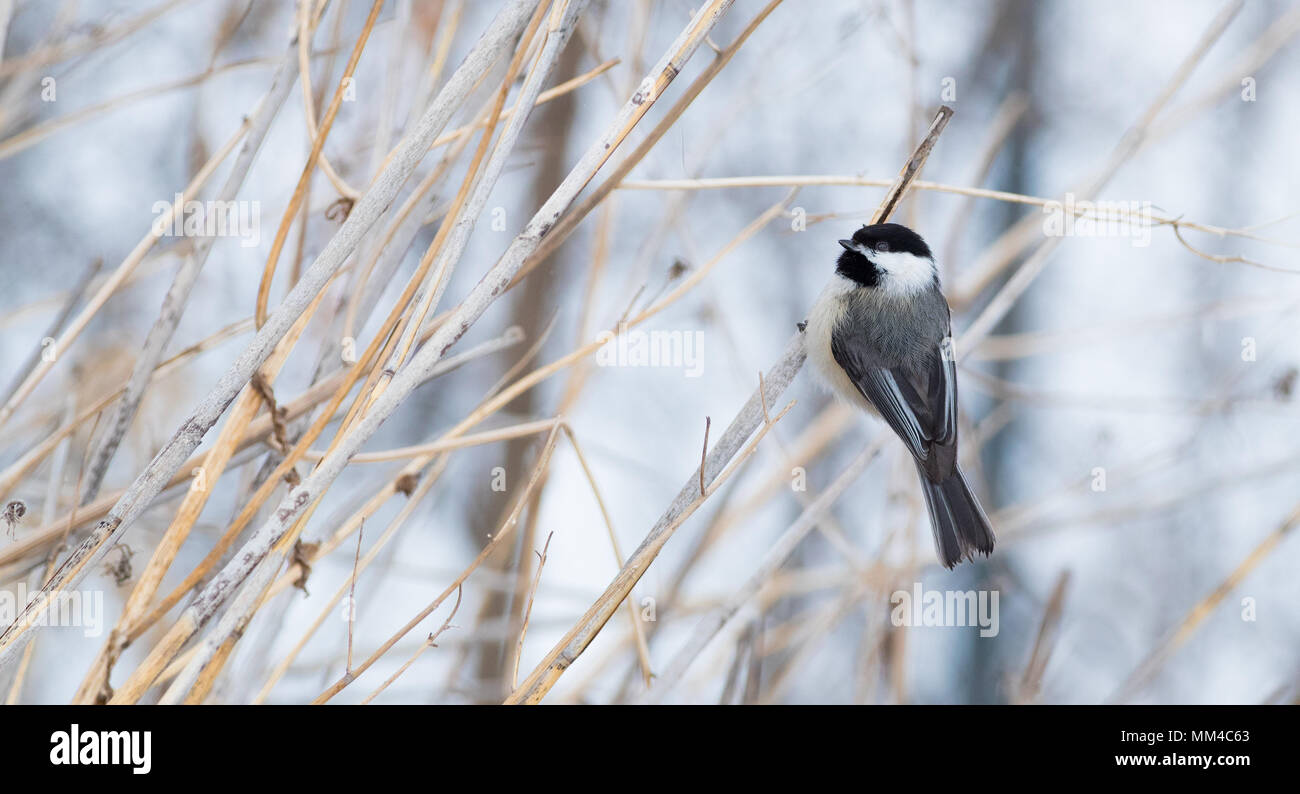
[924, 335, 958, 446]
[830, 330, 957, 462]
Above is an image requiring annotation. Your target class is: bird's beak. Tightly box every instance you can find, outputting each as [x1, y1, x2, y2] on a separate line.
[837, 239, 854, 251]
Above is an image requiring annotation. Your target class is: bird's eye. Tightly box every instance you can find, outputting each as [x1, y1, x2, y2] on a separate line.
[874, 242, 889, 253]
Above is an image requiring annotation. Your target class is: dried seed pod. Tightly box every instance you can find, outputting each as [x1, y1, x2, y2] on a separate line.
[3, 500, 26, 538]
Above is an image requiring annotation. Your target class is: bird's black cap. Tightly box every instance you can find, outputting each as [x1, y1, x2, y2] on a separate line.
[848, 223, 933, 259]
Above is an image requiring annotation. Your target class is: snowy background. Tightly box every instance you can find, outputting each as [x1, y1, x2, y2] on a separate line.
[1, 0, 1298, 704]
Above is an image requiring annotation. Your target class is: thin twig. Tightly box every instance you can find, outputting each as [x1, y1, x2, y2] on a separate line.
[359, 586, 463, 705]
[512, 531, 554, 690]
[641, 439, 884, 702]
[699, 417, 711, 497]
[347, 521, 365, 673]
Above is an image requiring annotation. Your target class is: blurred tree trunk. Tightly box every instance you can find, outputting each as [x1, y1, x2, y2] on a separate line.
[467, 41, 584, 699]
[970, 0, 1040, 705]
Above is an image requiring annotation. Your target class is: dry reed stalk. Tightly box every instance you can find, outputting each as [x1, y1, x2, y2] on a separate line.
[506, 0, 784, 292]
[124, 326, 522, 647]
[302, 185, 790, 702]
[557, 426, 654, 686]
[505, 398, 796, 704]
[641, 438, 887, 701]
[363, 0, 557, 411]
[1014, 570, 1071, 704]
[293, 2, 365, 202]
[0, 121, 248, 431]
[80, 38, 302, 506]
[247, 365, 560, 701]
[511, 531, 555, 690]
[334, 57, 618, 348]
[312, 423, 567, 703]
[616, 177, 1271, 248]
[187, 372, 561, 699]
[0, 0, 194, 80]
[0, 51, 344, 161]
[0, 0, 542, 671]
[203, 12, 563, 698]
[111, 0, 584, 700]
[74, 272, 338, 702]
[251, 453, 457, 702]
[359, 586, 463, 705]
[4, 398, 75, 704]
[254, 0, 384, 329]
[120, 0, 735, 700]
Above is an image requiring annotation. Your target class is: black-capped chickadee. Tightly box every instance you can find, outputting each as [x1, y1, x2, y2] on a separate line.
[802, 222, 994, 568]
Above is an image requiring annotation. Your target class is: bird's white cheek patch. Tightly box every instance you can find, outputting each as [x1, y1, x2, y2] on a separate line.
[873, 251, 935, 296]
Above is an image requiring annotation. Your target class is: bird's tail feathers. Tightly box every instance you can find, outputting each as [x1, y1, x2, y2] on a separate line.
[916, 464, 995, 569]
